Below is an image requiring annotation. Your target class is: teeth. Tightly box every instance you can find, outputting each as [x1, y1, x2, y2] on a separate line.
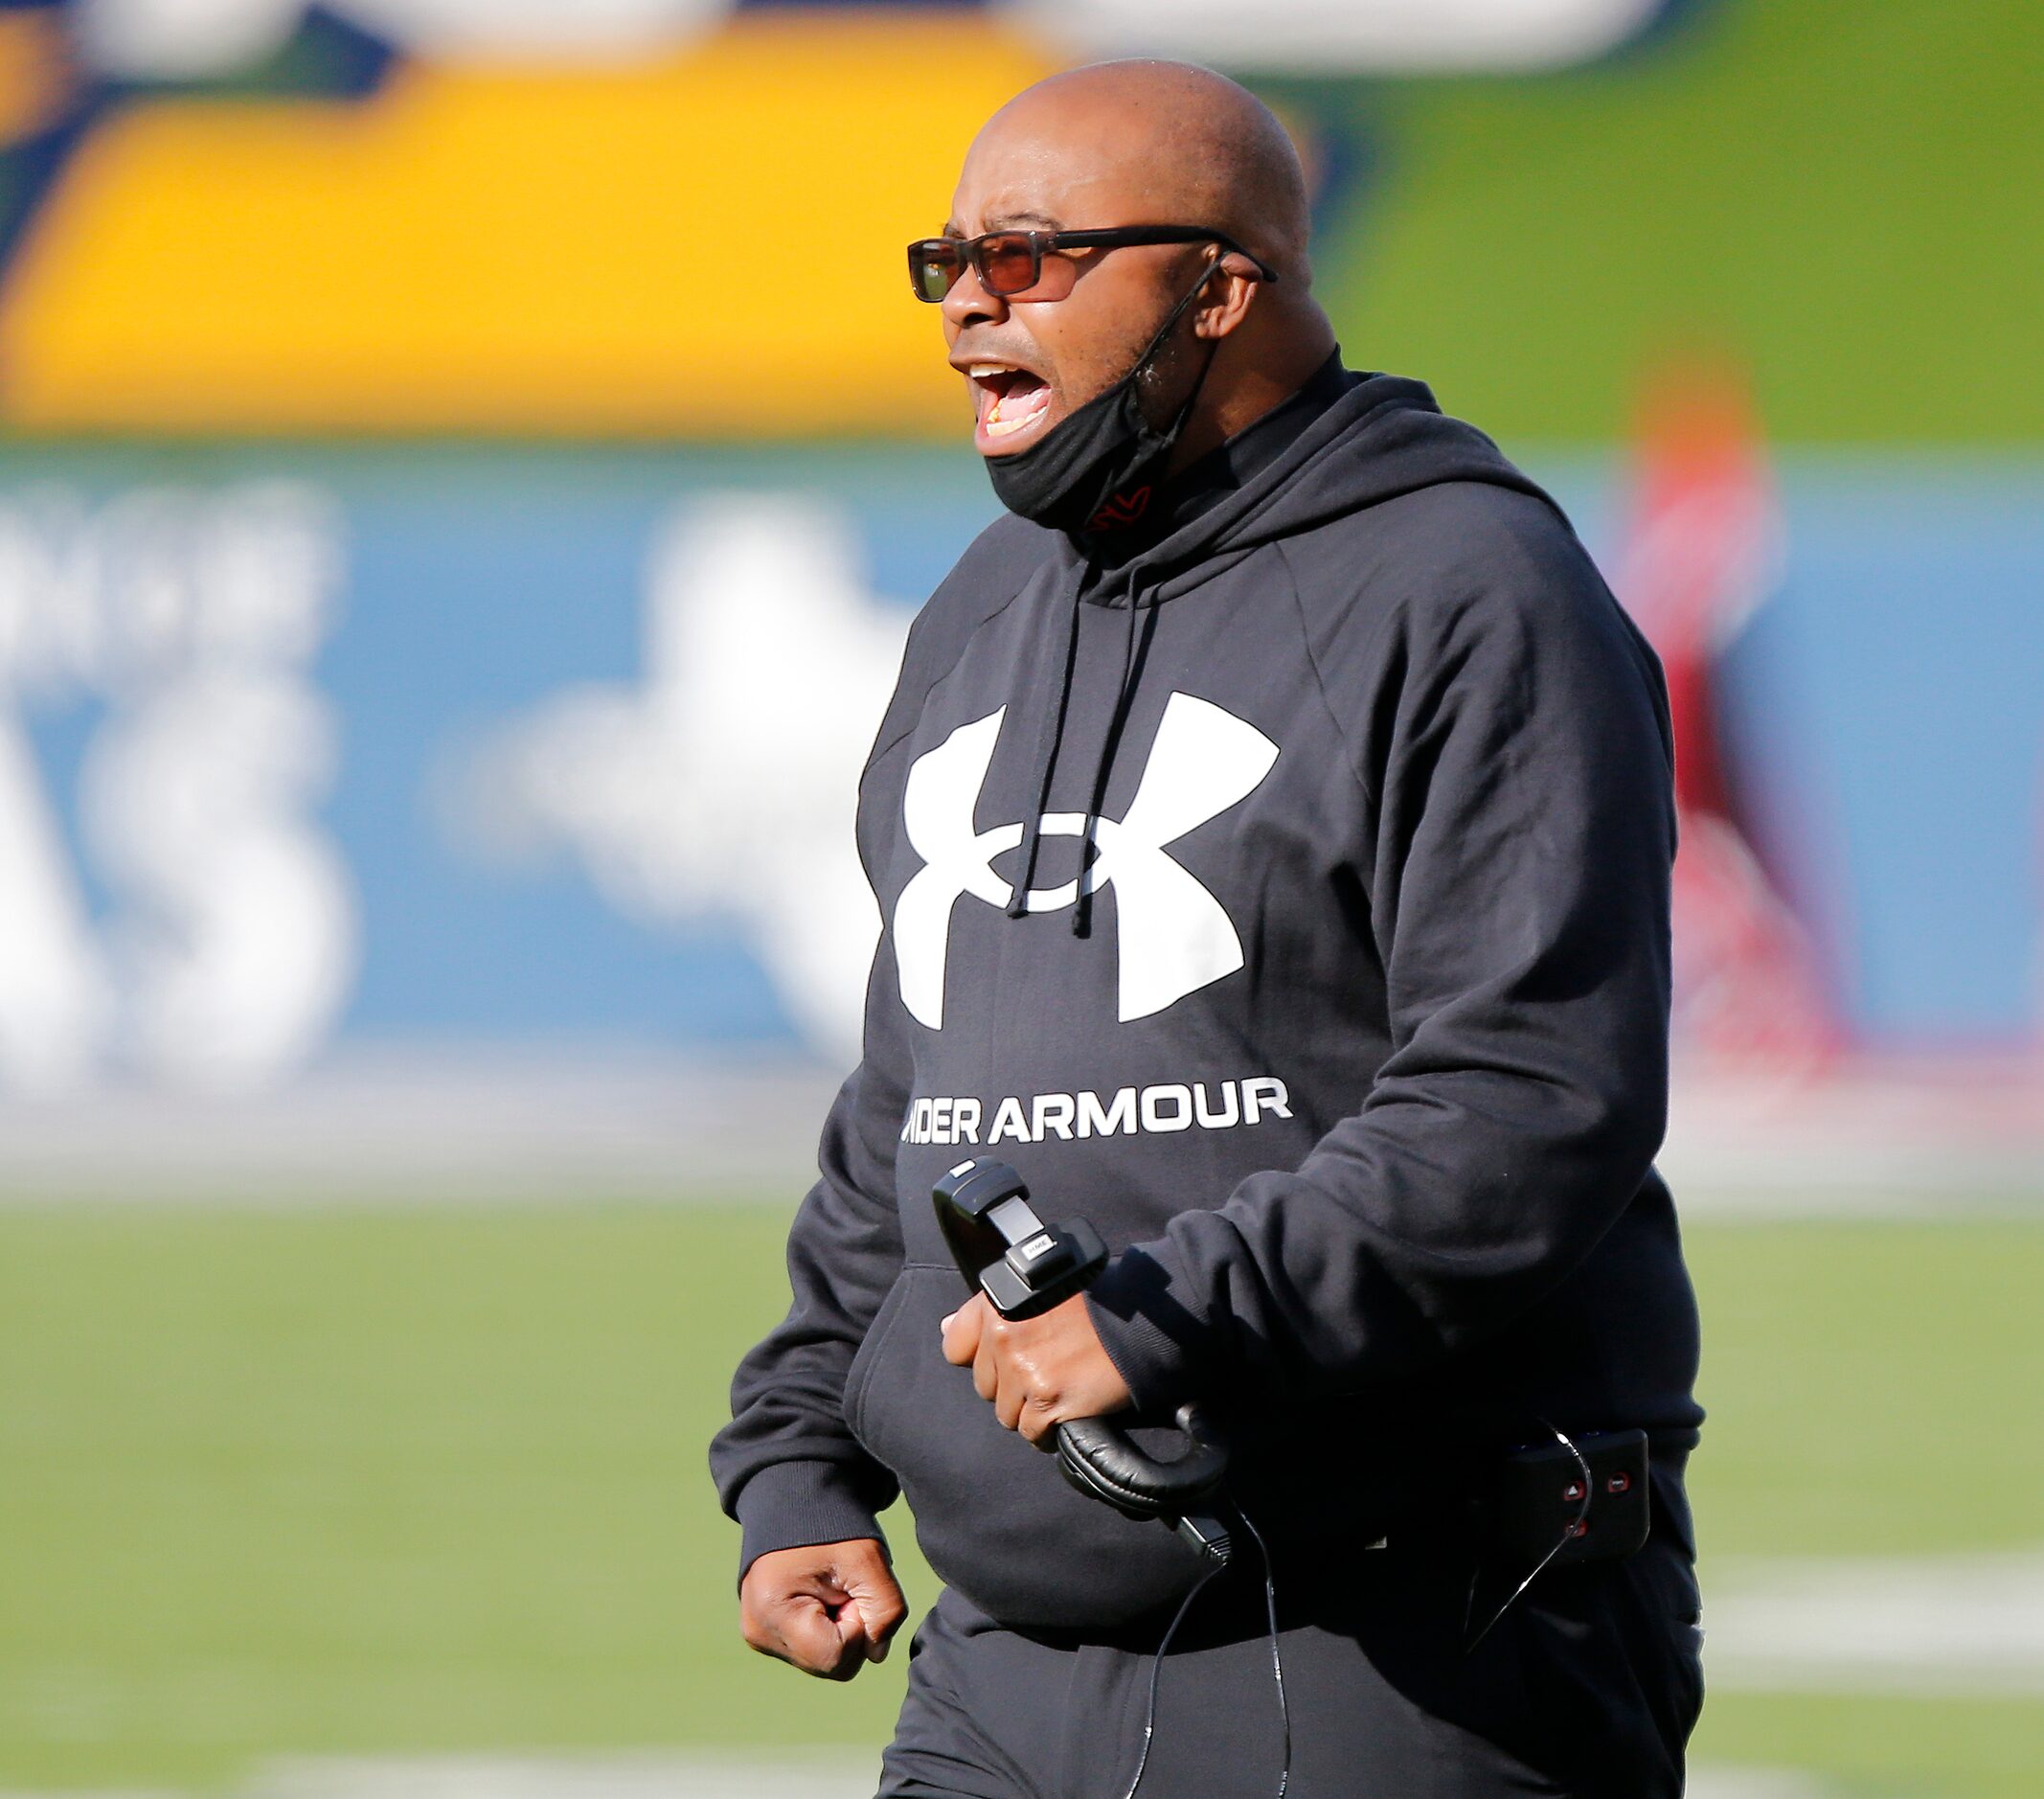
[984, 377, 1050, 438]
[968, 364, 1017, 378]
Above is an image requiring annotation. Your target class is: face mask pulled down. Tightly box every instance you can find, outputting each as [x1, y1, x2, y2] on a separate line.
[984, 269, 1220, 537]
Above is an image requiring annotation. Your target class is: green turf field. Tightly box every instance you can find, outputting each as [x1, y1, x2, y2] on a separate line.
[1, 1203, 2038, 1795]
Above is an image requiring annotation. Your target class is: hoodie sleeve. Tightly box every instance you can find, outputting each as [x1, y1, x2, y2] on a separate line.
[707, 516, 1044, 1581]
[1084, 505, 1678, 1410]
[707, 931, 912, 1582]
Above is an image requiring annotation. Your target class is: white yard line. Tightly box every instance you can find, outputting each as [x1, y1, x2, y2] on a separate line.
[259, 1756, 880, 1798]
[0, 1051, 844, 1200]
[0, 1765, 880, 1799]
[1686, 1775, 1837, 1799]
[0, 1757, 1839, 1799]
[1705, 1549, 2044, 1696]
[0, 1052, 2035, 1208]
[1663, 1057, 2044, 1206]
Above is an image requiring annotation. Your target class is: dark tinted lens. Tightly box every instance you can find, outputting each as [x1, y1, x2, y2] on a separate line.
[908, 240, 961, 303]
[975, 233, 1042, 296]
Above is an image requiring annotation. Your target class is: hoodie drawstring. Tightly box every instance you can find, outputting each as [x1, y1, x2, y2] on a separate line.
[1005, 569, 1086, 919]
[1006, 568, 1149, 932]
[1073, 584, 1146, 938]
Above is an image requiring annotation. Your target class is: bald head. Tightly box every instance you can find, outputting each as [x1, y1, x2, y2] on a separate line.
[965, 60, 1315, 285]
[935, 60, 1337, 481]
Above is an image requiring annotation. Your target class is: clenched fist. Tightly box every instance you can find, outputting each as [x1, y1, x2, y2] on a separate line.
[739, 1538, 906, 1680]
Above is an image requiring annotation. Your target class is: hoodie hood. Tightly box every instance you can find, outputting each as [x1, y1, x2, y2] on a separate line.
[1076, 370, 1564, 608]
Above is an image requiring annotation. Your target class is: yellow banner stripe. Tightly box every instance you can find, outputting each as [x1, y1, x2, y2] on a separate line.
[0, 16, 1049, 437]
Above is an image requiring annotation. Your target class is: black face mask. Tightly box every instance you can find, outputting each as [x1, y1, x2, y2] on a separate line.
[984, 267, 1221, 537]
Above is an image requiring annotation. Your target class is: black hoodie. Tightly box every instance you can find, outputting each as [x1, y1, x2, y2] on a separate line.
[711, 369, 1702, 1631]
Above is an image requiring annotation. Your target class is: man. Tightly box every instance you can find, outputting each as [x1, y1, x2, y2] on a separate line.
[712, 60, 1704, 1797]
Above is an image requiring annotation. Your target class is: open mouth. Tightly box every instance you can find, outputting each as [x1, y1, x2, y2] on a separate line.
[965, 364, 1054, 447]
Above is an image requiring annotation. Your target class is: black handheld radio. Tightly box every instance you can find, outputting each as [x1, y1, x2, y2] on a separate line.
[932, 1156, 1234, 1566]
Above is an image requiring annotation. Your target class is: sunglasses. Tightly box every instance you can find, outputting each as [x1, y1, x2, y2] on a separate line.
[906, 226, 1279, 305]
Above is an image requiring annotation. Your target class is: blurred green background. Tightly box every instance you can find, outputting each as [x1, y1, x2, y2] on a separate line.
[1317, 0, 2043, 444]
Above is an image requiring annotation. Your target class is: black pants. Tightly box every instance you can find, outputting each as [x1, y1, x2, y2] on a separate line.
[878, 1473, 1703, 1798]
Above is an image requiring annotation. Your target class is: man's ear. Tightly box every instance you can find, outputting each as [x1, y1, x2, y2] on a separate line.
[1194, 262, 1264, 341]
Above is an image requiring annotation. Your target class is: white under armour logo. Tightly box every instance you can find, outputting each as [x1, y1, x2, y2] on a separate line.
[895, 693, 1280, 1028]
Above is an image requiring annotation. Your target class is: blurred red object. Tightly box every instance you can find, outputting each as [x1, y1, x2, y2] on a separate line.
[1613, 361, 1840, 1073]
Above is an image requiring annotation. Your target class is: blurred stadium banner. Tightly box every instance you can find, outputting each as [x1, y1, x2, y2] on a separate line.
[0, 0, 2033, 1196]
[0, 0, 1695, 436]
[0, 442, 2036, 1128]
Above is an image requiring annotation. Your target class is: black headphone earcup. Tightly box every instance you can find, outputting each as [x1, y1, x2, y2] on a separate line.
[1056, 1410, 1229, 1521]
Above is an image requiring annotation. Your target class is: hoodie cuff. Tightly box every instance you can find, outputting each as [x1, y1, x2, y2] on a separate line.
[1084, 1243, 1215, 1415]
[734, 1460, 889, 1587]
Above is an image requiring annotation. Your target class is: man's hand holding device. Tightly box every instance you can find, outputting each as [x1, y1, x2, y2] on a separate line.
[939, 1290, 1131, 1445]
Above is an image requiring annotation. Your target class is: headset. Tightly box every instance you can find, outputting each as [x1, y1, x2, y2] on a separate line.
[931, 1155, 1235, 1566]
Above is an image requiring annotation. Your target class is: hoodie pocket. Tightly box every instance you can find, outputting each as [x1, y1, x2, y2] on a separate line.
[842, 1263, 1211, 1631]
[843, 1264, 927, 1445]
